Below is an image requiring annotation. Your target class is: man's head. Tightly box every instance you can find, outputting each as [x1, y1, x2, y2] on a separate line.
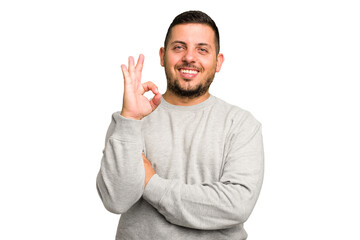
[161, 11, 224, 99]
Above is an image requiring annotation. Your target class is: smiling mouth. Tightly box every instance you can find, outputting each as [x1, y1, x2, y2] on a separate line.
[178, 68, 199, 79]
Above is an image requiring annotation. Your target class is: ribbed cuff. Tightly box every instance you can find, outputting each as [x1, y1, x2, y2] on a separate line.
[110, 112, 143, 142]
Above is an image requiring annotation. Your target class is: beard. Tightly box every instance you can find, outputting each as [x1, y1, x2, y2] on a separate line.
[166, 77, 213, 99]
[164, 63, 216, 99]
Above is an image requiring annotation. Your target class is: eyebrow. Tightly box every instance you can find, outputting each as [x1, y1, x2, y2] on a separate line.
[170, 41, 186, 46]
[198, 43, 212, 49]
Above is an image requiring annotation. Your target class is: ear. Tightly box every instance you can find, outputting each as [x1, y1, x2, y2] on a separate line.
[159, 47, 165, 67]
[216, 53, 224, 72]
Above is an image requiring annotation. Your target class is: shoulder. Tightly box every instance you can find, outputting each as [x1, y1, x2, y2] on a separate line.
[212, 96, 261, 129]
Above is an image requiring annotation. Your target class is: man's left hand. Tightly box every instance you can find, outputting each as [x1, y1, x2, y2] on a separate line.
[142, 154, 155, 187]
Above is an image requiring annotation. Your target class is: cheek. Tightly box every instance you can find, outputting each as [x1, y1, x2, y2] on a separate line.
[166, 52, 184, 66]
[204, 60, 218, 73]
[164, 56, 176, 69]
[164, 59, 178, 76]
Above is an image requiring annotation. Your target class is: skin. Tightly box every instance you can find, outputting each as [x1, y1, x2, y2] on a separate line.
[120, 55, 162, 121]
[161, 23, 224, 106]
[120, 23, 224, 186]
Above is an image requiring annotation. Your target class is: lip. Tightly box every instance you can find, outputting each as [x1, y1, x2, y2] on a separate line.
[178, 68, 199, 79]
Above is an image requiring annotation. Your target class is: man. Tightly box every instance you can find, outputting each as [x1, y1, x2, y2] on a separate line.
[97, 10, 264, 240]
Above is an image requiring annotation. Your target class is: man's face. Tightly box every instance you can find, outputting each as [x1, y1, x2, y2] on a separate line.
[160, 23, 224, 98]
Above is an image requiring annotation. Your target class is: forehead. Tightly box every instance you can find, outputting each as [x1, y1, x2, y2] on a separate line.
[169, 23, 216, 45]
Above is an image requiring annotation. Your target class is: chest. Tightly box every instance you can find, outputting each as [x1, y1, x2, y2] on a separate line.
[142, 110, 230, 184]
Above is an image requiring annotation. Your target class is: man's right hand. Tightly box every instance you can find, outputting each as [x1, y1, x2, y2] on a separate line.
[120, 54, 162, 120]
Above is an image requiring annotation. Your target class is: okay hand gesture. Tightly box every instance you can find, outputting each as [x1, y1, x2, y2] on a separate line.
[120, 54, 162, 120]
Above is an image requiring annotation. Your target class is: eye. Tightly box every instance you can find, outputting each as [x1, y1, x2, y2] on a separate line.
[173, 45, 185, 51]
[199, 48, 208, 54]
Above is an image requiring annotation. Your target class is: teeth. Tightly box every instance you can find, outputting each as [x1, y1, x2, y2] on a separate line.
[181, 69, 198, 74]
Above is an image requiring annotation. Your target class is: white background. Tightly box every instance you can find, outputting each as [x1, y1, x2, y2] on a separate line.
[1, 0, 359, 239]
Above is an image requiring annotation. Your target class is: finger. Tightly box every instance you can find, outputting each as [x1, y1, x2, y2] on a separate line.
[149, 92, 162, 111]
[135, 54, 144, 83]
[142, 81, 159, 95]
[142, 154, 151, 165]
[128, 56, 135, 79]
[121, 64, 131, 83]
[135, 54, 144, 73]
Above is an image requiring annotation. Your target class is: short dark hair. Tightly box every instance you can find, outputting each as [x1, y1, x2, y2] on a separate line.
[164, 10, 220, 54]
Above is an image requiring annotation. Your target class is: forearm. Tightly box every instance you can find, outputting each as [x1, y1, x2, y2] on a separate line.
[143, 176, 261, 230]
[96, 112, 145, 214]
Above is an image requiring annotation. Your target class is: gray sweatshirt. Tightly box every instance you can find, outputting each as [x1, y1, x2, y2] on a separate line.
[97, 95, 264, 240]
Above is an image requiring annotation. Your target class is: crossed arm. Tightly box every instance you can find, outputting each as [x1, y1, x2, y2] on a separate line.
[141, 121, 264, 230]
[97, 112, 264, 230]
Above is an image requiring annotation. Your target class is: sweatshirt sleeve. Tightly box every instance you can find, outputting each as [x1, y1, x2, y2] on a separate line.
[142, 112, 264, 230]
[96, 112, 145, 214]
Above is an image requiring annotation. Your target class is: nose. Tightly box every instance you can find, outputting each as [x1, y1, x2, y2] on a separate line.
[182, 48, 196, 63]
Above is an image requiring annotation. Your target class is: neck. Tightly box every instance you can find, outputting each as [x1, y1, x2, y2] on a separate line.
[162, 91, 210, 106]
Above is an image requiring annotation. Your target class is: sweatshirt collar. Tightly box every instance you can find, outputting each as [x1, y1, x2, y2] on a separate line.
[159, 94, 216, 111]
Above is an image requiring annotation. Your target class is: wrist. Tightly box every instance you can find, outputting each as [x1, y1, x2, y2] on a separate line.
[145, 172, 155, 187]
[120, 111, 142, 120]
